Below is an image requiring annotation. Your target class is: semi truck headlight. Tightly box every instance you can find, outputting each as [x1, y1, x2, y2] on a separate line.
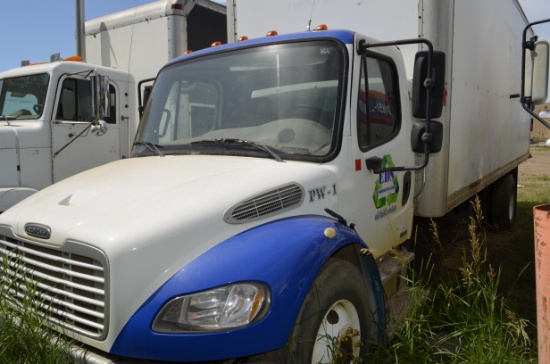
[152, 282, 270, 333]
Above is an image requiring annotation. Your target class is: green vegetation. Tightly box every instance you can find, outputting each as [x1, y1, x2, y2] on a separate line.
[0, 258, 74, 364]
[369, 197, 538, 363]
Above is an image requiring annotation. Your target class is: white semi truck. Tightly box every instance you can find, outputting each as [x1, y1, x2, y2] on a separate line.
[0, 0, 226, 212]
[0, 0, 548, 363]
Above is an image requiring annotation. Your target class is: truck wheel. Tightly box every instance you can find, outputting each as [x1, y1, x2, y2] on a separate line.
[490, 173, 516, 229]
[288, 258, 374, 363]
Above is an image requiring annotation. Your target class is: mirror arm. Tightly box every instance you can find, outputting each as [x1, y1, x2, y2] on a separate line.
[360, 38, 435, 173]
[54, 122, 93, 157]
[522, 102, 550, 129]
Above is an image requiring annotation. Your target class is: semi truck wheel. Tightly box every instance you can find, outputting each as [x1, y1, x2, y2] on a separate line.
[490, 172, 517, 230]
[288, 258, 374, 363]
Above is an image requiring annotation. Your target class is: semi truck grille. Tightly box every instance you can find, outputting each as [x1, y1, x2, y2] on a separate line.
[0, 237, 108, 339]
[224, 183, 304, 224]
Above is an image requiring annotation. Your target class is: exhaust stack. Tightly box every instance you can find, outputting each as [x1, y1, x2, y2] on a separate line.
[76, 0, 86, 59]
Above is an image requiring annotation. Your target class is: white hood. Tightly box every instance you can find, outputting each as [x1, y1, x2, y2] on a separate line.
[0, 154, 338, 346]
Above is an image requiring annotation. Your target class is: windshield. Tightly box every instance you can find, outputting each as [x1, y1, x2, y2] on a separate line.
[0, 73, 49, 119]
[133, 40, 346, 161]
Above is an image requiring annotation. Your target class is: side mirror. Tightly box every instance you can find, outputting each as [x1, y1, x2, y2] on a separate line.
[526, 40, 549, 105]
[91, 75, 110, 121]
[138, 78, 156, 118]
[141, 86, 153, 117]
[412, 51, 446, 119]
[411, 120, 443, 153]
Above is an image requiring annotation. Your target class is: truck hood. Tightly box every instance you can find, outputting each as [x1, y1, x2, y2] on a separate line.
[4, 155, 338, 251]
[0, 155, 338, 343]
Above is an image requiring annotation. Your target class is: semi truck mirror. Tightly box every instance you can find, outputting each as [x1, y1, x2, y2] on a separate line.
[527, 40, 549, 105]
[138, 78, 156, 118]
[412, 51, 445, 119]
[143, 86, 153, 110]
[410, 120, 443, 153]
[91, 75, 111, 121]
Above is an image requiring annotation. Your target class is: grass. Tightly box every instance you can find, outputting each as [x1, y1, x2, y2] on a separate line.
[0, 257, 74, 364]
[518, 177, 550, 202]
[367, 147, 550, 362]
[370, 197, 538, 363]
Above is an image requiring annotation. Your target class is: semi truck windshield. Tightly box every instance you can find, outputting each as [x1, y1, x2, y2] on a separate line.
[133, 40, 346, 161]
[0, 73, 49, 120]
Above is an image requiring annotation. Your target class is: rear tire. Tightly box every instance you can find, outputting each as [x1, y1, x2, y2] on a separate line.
[288, 259, 375, 363]
[489, 172, 517, 230]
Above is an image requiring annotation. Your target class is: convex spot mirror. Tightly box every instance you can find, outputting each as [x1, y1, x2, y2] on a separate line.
[411, 120, 443, 153]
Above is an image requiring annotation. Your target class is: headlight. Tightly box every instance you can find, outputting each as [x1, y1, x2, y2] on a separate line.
[152, 282, 270, 333]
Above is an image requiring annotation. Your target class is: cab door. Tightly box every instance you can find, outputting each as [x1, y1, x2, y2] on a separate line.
[348, 35, 415, 258]
[52, 76, 120, 182]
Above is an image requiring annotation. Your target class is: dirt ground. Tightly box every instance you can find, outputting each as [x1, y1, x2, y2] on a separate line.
[413, 144, 550, 330]
[519, 145, 550, 175]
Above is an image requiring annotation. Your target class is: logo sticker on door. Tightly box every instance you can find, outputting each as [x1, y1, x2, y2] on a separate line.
[373, 155, 399, 219]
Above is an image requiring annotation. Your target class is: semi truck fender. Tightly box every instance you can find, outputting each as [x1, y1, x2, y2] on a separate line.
[0, 188, 37, 213]
[109, 214, 381, 362]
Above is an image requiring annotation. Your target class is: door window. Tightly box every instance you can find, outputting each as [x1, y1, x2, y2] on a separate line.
[357, 55, 400, 150]
[103, 84, 117, 124]
[57, 78, 92, 121]
[56, 79, 117, 123]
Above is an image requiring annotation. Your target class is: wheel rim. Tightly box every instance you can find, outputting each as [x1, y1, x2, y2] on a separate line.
[311, 299, 361, 364]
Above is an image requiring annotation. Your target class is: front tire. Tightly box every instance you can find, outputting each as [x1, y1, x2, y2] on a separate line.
[288, 258, 375, 363]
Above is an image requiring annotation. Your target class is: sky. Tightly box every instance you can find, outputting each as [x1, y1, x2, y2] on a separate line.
[0, 0, 549, 72]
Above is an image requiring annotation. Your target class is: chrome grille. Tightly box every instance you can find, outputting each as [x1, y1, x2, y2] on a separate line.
[224, 183, 304, 223]
[0, 237, 108, 339]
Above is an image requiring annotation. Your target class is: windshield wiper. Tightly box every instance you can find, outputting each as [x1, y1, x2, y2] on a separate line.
[191, 138, 284, 162]
[134, 141, 165, 157]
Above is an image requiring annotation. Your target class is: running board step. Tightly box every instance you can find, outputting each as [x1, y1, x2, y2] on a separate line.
[378, 248, 414, 284]
[376, 248, 417, 338]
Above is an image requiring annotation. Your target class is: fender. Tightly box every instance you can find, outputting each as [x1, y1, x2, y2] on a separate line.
[0, 188, 37, 213]
[110, 214, 380, 362]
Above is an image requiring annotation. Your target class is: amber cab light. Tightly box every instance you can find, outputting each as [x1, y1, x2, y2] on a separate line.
[64, 56, 84, 62]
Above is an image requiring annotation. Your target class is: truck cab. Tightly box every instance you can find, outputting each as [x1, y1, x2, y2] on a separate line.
[136, 30, 416, 261]
[0, 60, 136, 212]
[0, 29, 424, 363]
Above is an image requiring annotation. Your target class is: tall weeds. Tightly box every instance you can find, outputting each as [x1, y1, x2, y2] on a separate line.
[370, 196, 537, 363]
[0, 256, 74, 364]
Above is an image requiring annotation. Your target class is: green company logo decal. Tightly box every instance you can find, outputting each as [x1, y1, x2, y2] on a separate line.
[373, 155, 399, 211]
